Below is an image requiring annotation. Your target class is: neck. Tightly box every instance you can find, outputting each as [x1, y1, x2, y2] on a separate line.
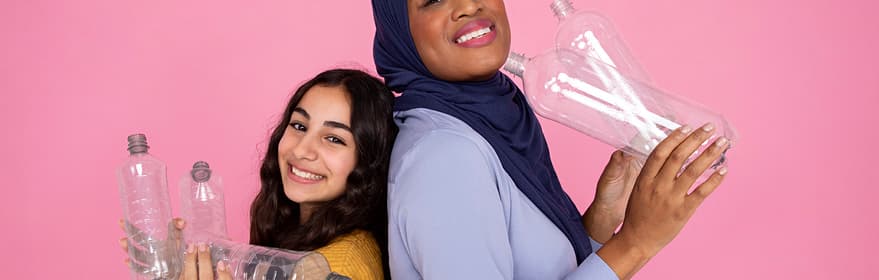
[299, 203, 316, 223]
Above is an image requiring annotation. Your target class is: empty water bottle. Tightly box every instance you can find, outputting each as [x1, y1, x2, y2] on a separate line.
[551, 0, 650, 82]
[179, 161, 228, 243]
[504, 50, 736, 183]
[117, 133, 182, 279]
[207, 239, 348, 280]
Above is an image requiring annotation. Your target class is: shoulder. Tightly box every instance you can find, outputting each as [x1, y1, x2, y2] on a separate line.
[388, 110, 509, 222]
[315, 230, 384, 280]
[391, 108, 497, 174]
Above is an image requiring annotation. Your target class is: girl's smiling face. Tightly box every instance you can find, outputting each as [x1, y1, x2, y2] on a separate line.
[278, 85, 357, 209]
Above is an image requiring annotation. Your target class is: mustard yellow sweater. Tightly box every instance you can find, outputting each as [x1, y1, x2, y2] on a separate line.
[314, 229, 383, 280]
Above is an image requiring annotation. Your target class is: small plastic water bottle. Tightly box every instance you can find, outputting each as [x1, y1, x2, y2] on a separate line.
[207, 239, 346, 280]
[179, 161, 228, 243]
[116, 134, 182, 279]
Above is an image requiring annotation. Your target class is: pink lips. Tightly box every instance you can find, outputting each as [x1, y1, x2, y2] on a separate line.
[286, 163, 322, 184]
[453, 19, 496, 48]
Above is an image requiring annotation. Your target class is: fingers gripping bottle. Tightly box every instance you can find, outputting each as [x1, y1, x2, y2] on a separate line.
[504, 50, 736, 184]
[551, 0, 650, 83]
[179, 161, 228, 243]
[116, 134, 183, 279]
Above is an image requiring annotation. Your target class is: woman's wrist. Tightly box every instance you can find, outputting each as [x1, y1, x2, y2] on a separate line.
[583, 204, 623, 243]
[597, 231, 654, 280]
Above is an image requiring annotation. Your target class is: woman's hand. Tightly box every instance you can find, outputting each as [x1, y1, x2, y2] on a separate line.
[584, 150, 640, 243]
[118, 218, 232, 280]
[599, 124, 730, 279]
[619, 123, 729, 256]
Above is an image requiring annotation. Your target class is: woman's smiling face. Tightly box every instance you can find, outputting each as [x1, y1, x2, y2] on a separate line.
[408, 0, 512, 82]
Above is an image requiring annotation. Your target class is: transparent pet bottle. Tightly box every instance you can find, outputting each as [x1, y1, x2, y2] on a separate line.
[117, 133, 182, 279]
[504, 49, 736, 181]
[207, 239, 350, 280]
[551, 0, 650, 83]
[179, 161, 228, 243]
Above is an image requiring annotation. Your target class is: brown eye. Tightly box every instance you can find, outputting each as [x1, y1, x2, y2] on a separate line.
[290, 122, 306, 132]
[423, 0, 441, 7]
[326, 136, 347, 146]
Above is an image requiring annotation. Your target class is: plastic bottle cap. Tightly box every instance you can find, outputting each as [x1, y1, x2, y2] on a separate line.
[191, 161, 212, 182]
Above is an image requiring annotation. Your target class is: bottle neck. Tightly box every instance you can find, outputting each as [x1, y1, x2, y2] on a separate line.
[126, 133, 149, 155]
[127, 145, 149, 155]
[551, 0, 576, 21]
[503, 52, 528, 78]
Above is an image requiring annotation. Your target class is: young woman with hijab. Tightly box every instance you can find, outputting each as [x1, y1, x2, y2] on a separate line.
[372, 0, 731, 279]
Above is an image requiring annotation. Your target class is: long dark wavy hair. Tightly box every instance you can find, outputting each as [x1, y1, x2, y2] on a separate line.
[249, 69, 396, 272]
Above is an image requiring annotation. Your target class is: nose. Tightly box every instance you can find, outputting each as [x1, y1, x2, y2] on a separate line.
[452, 0, 482, 21]
[291, 134, 318, 161]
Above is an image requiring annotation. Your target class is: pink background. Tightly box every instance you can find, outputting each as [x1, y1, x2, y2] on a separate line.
[2, 0, 877, 278]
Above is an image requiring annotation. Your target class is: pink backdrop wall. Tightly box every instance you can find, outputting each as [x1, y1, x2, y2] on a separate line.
[2, 0, 877, 278]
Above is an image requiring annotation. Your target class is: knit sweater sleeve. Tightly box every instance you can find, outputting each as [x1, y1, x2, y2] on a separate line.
[315, 230, 384, 280]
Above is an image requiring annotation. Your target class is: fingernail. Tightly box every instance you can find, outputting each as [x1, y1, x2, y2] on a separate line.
[198, 243, 207, 253]
[186, 243, 195, 254]
[125, 258, 131, 267]
[680, 125, 692, 134]
[177, 219, 185, 228]
[217, 261, 227, 272]
[714, 137, 729, 148]
[702, 123, 715, 132]
[718, 167, 728, 175]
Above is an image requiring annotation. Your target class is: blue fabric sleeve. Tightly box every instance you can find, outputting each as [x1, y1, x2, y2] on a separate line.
[561, 236, 618, 279]
[564, 252, 619, 280]
[589, 236, 605, 252]
[565, 210, 619, 280]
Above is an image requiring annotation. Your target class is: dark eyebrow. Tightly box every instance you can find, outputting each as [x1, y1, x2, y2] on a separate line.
[292, 107, 309, 119]
[324, 121, 352, 133]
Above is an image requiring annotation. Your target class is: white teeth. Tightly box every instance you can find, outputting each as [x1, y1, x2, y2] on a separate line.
[290, 165, 324, 180]
[456, 27, 491, 44]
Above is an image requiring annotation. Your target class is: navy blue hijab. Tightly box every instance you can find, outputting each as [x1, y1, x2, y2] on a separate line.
[372, 0, 592, 263]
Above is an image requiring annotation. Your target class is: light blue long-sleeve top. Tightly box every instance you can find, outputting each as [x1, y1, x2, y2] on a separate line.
[388, 108, 619, 279]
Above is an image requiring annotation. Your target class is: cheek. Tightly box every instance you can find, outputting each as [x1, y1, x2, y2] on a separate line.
[411, 16, 447, 63]
[328, 149, 356, 179]
[320, 151, 356, 200]
[277, 134, 293, 159]
[327, 149, 357, 180]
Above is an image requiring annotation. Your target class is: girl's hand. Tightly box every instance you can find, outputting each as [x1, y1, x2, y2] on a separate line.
[119, 218, 232, 279]
[180, 242, 233, 280]
[119, 218, 185, 278]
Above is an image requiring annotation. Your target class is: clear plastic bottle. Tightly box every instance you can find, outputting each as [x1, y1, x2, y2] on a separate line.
[207, 239, 349, 280]
[551, 0, 651, 83]
[179, 161, 228, 243]
[117, 133, 182, 280]
[504, 49, 736, 181]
